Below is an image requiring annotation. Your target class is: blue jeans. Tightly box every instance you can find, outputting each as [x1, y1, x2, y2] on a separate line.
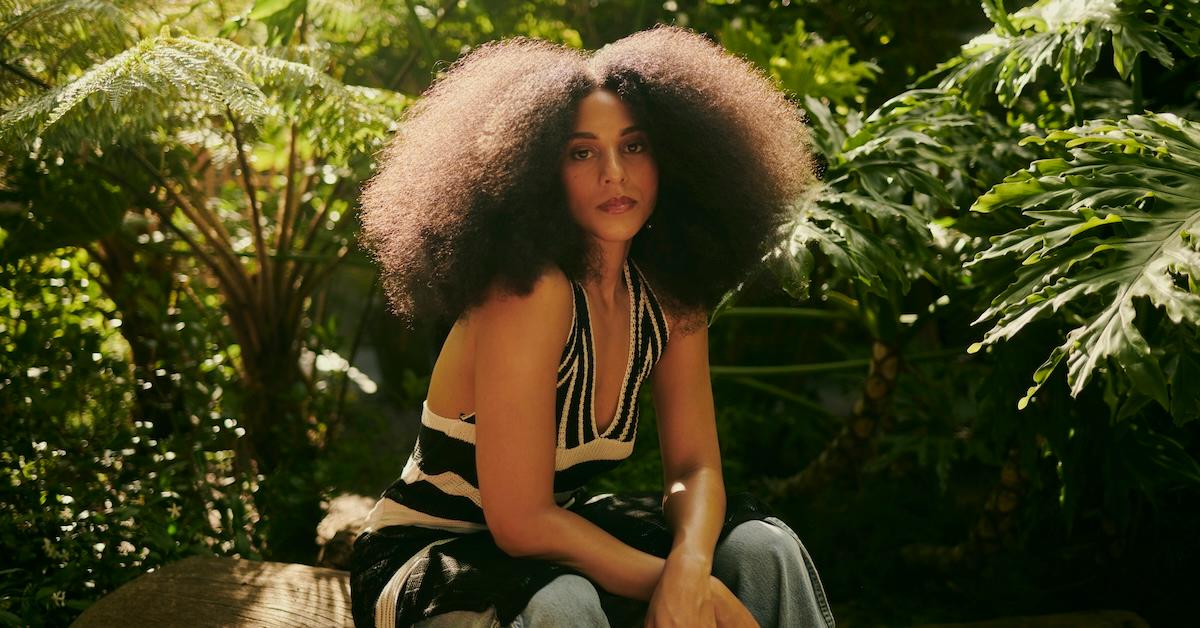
[412, 516, 834, 628]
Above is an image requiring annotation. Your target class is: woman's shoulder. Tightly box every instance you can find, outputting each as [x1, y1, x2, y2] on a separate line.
[463, 265, 574, 343]
[481, 264, 573, 307]
[659, 306, 706, 344]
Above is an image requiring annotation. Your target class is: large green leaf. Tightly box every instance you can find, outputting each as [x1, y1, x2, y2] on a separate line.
[247, 0, 308, 47]
[921, 0, 1200, 108]
[772, 89, 1023, 305]
[968, 113, 1200, 414]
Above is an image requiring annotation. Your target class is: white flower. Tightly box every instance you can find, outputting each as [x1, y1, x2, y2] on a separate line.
[167, 503, 182, 518]
[51, 590, 66, 607]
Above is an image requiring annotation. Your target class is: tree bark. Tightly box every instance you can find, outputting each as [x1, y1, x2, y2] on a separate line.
[899, 448, 1029, 572]
[763, 340, 901, 498]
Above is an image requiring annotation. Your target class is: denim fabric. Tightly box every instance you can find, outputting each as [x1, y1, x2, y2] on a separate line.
[412, 517, 834, 628]
[710, 517, 835, 628]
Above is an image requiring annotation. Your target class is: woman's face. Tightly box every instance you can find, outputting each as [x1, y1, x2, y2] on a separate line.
[561, 88, 658, 246]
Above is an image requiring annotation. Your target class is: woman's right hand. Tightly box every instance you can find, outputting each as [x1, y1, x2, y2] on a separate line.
[708, 576, 760, 628]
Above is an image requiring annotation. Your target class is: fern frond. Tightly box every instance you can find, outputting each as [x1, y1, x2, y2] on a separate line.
[0, 0, 132, 40]
[0, 34, 262, 144]
[0, 0, 140, 89]
[0, 31, 403, 159]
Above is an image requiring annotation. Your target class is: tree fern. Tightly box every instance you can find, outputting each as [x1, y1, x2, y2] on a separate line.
[967, 112, 1200, 417]
[0, 0, 139, 101]
[0, 31, 401, 158]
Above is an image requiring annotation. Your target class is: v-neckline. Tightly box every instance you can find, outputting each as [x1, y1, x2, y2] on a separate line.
[579, 258, 637, 439]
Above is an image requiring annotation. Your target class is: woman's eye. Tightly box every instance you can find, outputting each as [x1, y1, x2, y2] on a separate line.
[569, 142, 645, 160]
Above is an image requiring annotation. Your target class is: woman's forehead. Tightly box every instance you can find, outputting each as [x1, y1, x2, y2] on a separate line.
[570, 89, 639, 134]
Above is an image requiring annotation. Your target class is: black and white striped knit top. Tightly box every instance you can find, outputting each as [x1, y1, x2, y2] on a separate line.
[363, 257, 671, 534]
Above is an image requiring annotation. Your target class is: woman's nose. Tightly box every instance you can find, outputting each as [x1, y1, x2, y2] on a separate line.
[602, 150, 626, 183]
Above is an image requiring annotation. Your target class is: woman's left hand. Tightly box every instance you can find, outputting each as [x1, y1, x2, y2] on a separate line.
[643, 552, 716, 628]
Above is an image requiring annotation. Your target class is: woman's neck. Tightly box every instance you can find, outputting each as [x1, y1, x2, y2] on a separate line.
[583, 241, 630, 309]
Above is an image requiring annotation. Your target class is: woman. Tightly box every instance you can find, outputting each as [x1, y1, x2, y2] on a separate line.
[351, 24, 833, 628]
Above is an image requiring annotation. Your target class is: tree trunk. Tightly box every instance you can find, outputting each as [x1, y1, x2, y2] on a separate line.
[91, 233, 190, 440]
[899, 448, 1029, 572]
[764, 340, 901, 498]
[234, 297, 325, 565]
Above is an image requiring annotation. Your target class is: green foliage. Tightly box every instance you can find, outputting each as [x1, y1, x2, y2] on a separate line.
[870, 358, 1006, 494]
[718, 17, 879, 110]
[772, 88, 1027, 314]
[0, 158, 133, 262]
[968, 113, 1200, 417]
[0, 249, 264, 626]
[242, 0, 308, 46]
[0, 29, 404, 161]
[0, 0, 140, 100]
[3, 0, 1200, 624]
[0, 0, 411, 575]
[922, 0, 1200, 110]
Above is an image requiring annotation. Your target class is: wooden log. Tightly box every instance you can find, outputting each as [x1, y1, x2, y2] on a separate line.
[72, 556, 353, 627]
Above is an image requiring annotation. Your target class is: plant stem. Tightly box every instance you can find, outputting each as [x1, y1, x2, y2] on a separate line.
[226, 107, 274, 324]
[710, 347, 966, 376]
[727, 377, 829, 416]
[1132, 55, 1143, 114]
[1064, 82, 1081, 126]
[332, 275, 379, 435]
[714, 306, 855, 321]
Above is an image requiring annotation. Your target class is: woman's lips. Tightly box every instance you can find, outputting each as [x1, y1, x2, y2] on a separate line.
[599, 199, 637, 214]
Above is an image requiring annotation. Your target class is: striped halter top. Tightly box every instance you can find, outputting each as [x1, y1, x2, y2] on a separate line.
[364, 258, 671, 533]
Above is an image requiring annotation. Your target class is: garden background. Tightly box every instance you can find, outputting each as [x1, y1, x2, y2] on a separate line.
[2, 0, 1199, 625]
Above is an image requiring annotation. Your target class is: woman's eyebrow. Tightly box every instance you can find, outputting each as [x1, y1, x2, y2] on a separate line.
[567, 125, 643, 139]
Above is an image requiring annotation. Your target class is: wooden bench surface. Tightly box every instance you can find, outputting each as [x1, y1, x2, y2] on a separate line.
[72, 556, 353, 627]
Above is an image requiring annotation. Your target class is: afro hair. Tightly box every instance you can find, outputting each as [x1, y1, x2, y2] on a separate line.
[358, 23, 818, 335]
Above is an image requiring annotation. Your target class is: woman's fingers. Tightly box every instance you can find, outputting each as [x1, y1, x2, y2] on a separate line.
[709, 576, 762, 628]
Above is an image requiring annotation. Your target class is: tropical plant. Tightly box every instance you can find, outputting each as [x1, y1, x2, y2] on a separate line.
[920, 0, 1200, 119]
[718, 17, 880, 111]
[967, 113, 1200, 420]
[0, 248, 264, 626]
[882, 0, 1200, 575]
[0, 0, 406, 561]
[756, 87, 1031, 495]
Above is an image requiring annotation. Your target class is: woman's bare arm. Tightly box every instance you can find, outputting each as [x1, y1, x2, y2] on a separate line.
[650, 316, 726, 567]
[642, 316, 748, 628]
[473, 266, 669, 601]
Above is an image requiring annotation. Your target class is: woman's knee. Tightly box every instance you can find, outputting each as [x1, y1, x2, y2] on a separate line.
[713, 520, 804, 584]
[512, 574, 608, 627]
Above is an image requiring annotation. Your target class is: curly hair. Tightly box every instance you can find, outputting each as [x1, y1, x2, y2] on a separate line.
[358, 24, 818, 334]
